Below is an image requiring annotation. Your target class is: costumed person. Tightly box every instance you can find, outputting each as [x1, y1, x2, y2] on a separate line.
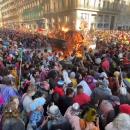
[80, 108, 100, 130]
[27, 97, 48, 130]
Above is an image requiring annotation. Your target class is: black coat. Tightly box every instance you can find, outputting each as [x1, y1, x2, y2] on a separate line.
[47, 117, 72, 130]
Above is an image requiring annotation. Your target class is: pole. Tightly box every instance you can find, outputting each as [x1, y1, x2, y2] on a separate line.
[18, 48, 23, 89]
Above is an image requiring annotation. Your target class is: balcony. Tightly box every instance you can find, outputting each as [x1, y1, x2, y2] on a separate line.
[72, 4, 120, 13]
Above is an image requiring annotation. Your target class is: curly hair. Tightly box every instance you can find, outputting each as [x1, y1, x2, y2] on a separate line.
[3, 102, 20, 122]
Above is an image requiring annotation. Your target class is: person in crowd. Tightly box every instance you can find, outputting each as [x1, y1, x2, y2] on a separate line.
[27, 97, 47, 130]
[99, 99, 115, 126]
[105, 113, 130, 130]
[74, 85, 91, 107]
[64, 103, 81, 130]
[91, 72, 112, 104]
[85, 75, 97, 90]
[59, 88, 74, 115]
[101, 57, 110, 72]
[62, 65, 72, 85]
[10, 96, 19, 109]
[22, 86, 36, 114]
[0, 29, 130, 130]
[77, 74, 92, 96]
[47, 103, 72, 130]
[123, 72, 130, 93]
[0, 76, 18, 104]
[22, 86, 36, 127]
[53, 80, 65, 97]
[80, 107, 100, 130]
[48, 69, 58, 90]
[70, 72, 77, 88]
[2, 102, 25, 130]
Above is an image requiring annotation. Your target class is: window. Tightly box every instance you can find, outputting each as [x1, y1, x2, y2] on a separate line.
[103, 1, 107, 8]
[104, 15, 109, 22]
[104, 23, 109, 28]
[97, 23, 103, 28]
[98, 0, 101, 8]
[107, 1, 110, 9]
[81, 13, 89, 20]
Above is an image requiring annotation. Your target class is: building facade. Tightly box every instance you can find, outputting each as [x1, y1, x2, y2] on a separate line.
[115, 0, 130, 30]
[0, 0, 3, 27]
[43, 0, 121, 30]
[1, 0, 46, 31]
[1, 0, 128, 31]
[1, 0, 19, 28]
[18, 0, 47, 31]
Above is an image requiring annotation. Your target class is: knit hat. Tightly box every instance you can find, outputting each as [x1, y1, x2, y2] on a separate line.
[84, 108, 97, 122]
[30, 97, 46, 111]
[119, 104, 130, 115]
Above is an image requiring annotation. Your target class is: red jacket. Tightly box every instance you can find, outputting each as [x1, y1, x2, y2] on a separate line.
[74, 93, 91, 106]
[53, 86, 65, 96]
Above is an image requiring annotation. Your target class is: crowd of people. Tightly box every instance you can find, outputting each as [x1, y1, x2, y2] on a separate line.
[0, 28, 130, 130]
